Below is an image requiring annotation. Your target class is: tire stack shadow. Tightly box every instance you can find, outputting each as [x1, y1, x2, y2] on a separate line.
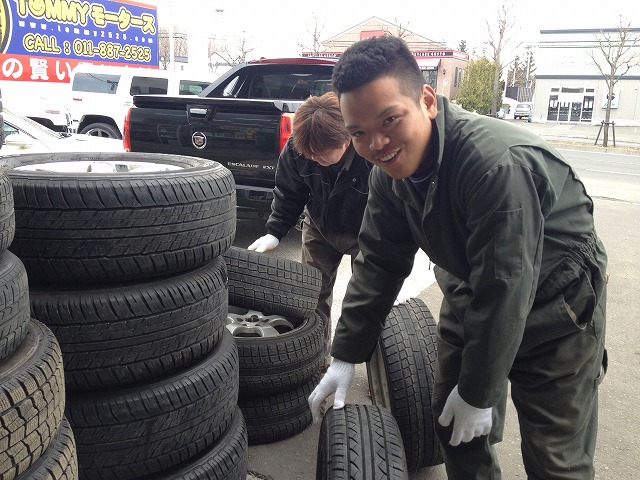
[3, 153, 248, 479]
[223, 246, 324, 446]
[0, 168, 78, 479]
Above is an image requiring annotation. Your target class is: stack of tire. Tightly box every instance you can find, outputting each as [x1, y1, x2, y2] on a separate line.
[0, 168, 78, 479]
[3, 152, 247, 480]
[223, 246, 323, 445]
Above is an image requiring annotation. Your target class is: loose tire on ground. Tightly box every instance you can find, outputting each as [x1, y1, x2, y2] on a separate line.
[0, 250, 30, 363]
[366, 298, 442, 470]
[155, 407, 248, 480]
[316, 404, 408, 480]
[238, 374, 318, 445]
[0, 319, 66, 479]
[5, 152, 236, 285]
[228, 307, 323, 394]
[223, 246, 321, 320]
[30, 256, 229, 390]
[66, 329, 239, 480]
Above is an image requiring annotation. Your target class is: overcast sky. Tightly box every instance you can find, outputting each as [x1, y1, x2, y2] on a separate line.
[148, 0, 638, 59]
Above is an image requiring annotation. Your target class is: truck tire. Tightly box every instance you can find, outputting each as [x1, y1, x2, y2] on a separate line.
[316, 404, 408, 480]
[0, 320, 66, 479]
[0, 170, 15, 254]
[223, 246, 322, 320]
[155, 408, 248, 480]
[228, 307, 323, 394]
[17, 416, 78, 480]
[79, 122, 121, 139]
[366, 298, 442, 470]
[66, 329, 239, 480]
[30, 256, 228, 391]
[5, 152, 236, 285]
[238, 374, 318, 445]
[0, 251, 30, 363]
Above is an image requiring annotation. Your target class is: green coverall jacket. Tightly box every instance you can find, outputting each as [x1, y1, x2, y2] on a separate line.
[331, 95, 607, 409]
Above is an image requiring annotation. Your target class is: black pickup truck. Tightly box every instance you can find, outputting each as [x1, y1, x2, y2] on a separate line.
[124, 58, 336, 213]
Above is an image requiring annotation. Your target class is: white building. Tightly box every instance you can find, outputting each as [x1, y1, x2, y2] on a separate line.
[533, 28, 640, 126]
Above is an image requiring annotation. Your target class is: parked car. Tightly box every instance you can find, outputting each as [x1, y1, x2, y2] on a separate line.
[4, 95, 71, 132]
[1, 107, 124, 155]
[514, 102, 533, 120]
[68, 64, 212, 139]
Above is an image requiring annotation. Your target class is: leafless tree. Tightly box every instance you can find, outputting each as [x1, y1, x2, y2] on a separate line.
[392, 18, 411, 39]
[485, 2, 519, 113]
[298, 14, 325, 55]
[158, 27, 188, 70]
[209, 31, 255, 67]
[588, 17, 640, 147]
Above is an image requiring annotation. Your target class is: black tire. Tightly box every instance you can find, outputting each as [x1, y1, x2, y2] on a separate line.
[0, 250, 30, 363]
[30, 256, 229, 391]
[228, 306, 323, 394]
[366, 298, 442, 470]
[5, 152, 236, 285]
[316, 404, 408, 480]
[0, 169, 15, 254]
[66, 329, 239, 480]
[238, 374, 318, 445]
[79, 122, 121, 139]
[155, 407, 248, 480]
[0, 320, 66, 479]
[223, 246, 322, 320]
[16, 416, 78, 480]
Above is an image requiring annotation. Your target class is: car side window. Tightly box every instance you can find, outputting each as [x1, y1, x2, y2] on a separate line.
[72, 73, 120, 94]
[130, 76, 169, 95]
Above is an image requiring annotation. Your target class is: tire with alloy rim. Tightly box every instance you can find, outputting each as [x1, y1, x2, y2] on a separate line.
[0, 319, 66, 479]
[223, 246, 322, 320]
[0, 250, 30, 363]
[79, 122, 121, 139]
[227, 306, 323, 394]
[30, 256, 228, 390]
[4, 152, 236, 285]
[366, 298, 442, 470]
[66, 329, 239, 480]
[316, 404, 408, 480]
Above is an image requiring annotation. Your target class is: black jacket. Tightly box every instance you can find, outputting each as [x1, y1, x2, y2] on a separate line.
[266, 137, 371, 239]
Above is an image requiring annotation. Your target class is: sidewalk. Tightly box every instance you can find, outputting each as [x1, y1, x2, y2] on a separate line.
[509, 119, 640, 152]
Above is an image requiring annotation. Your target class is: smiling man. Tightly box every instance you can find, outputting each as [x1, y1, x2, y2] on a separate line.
[308, 36, 608, 479]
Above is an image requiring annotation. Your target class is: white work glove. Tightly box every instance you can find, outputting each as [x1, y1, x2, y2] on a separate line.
[308, 359, 355, 424]
[247, 234, 279, 253]
[438, 384, 492, 446]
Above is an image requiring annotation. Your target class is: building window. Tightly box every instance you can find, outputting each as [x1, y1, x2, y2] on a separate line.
[423, 70, 437, 91]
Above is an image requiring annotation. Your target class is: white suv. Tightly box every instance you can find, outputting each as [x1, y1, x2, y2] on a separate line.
[68, 65, 212, 138]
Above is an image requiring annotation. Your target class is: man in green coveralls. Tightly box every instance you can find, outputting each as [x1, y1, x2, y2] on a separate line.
[308, 36, 608, 479]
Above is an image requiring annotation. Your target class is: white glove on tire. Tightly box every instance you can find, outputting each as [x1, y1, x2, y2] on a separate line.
[248, 234, 279, 253]
[438, 384, 492, 446]
[308, 359, 355, 424]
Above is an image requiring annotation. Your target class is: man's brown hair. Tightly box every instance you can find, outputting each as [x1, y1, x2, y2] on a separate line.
[292, 91, 350, 159]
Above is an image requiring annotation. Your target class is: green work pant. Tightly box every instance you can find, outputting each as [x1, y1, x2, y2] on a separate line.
[432, 240, 607, 479]
[301, 211, 360, 368]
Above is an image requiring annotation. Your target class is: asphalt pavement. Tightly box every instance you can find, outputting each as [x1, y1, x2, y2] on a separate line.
[242, 121, 640, 480]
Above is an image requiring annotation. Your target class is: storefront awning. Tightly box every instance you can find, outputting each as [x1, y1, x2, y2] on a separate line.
[416, 58, 441, 71]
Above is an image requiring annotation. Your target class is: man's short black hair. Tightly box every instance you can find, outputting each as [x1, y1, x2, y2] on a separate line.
[332, 35, 425, 102]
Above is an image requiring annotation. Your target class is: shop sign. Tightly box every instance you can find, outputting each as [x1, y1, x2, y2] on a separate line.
[0, 0, 158, 83]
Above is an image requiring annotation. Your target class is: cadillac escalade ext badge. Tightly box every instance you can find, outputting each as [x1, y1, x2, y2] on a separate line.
[192, 132, 207, 149]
